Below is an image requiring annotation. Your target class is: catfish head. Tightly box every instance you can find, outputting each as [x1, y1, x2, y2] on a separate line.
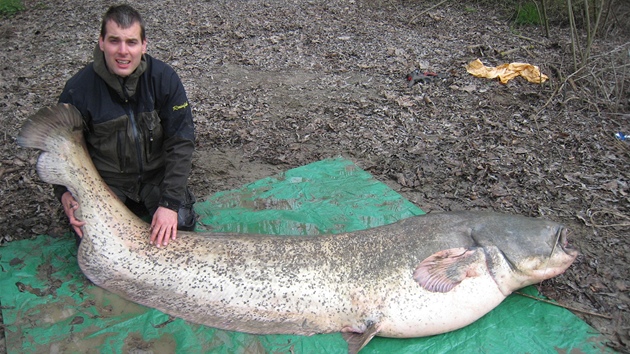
[467, 213, 578, 295]
[414, 212, 578, 297]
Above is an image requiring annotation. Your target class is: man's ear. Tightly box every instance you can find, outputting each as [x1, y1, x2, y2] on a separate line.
[98, 36, 105, 51]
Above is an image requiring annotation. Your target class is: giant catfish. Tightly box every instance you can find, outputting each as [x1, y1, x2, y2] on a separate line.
[17, 104, 578, 353]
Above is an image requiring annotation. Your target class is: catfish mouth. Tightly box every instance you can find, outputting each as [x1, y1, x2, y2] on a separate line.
[556, 227, 578, 258]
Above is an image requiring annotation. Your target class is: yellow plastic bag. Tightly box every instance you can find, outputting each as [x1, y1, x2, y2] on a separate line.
[466, 59, 548, 84]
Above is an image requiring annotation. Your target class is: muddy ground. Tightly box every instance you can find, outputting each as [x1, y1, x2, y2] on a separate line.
[1, 0, 629, 352]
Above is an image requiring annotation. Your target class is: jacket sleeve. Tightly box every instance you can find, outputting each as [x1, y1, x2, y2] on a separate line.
[156, 68, 195, 211]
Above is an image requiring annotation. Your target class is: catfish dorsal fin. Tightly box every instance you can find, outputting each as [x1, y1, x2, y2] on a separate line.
[341, 321, 380, 354]
[413, 247, 484, 292]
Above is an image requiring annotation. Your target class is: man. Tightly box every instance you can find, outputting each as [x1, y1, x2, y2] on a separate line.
[56, 4, 196, 248]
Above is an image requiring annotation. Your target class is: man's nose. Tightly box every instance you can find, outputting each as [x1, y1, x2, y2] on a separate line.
[118, 42, 128, 54]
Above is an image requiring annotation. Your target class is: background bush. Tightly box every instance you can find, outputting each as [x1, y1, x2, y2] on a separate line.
[0, 0, 24, 15]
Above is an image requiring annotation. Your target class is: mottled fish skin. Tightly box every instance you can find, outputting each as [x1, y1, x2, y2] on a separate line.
[18, 104, 578, 352]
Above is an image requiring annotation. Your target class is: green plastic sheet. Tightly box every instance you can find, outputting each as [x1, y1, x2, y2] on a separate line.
[0, 157, 611, 353]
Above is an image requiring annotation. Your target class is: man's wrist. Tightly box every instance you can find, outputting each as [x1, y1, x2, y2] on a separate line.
[158, 196, 181, 212]
[54, 184, 69, 203]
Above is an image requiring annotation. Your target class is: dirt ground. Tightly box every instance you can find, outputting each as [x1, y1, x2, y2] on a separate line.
[1, 0, 629, 352]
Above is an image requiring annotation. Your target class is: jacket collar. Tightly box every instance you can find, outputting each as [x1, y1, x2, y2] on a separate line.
[93, 44, 147, 100]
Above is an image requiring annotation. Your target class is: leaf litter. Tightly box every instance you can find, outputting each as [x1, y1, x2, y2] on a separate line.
[0, 0, 628, 351]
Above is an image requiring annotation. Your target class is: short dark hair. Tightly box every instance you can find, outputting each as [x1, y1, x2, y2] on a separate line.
[100, 4, 146, 41]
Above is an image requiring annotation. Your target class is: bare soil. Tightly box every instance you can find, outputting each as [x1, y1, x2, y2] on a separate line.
[1, 0, 629, 352]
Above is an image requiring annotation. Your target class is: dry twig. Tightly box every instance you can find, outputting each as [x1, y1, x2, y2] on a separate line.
[515, 291, 613, 319]
[577, 209, 630, 229]
[500, 45, 535, 57]
[407, 0, 450, 25]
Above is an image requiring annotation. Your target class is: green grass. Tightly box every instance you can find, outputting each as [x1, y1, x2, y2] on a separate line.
[0, 0, 24, 15]
[514, 1, 541, 25]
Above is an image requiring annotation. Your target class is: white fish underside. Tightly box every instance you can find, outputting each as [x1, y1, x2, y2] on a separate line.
[78, 210, 507, 338]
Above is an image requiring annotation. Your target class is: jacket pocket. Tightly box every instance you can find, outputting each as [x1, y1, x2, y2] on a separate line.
[139, 111, 164, 164]
[87, 115, 129, 173]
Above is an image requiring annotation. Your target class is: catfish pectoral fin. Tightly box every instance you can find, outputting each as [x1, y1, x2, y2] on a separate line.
[413, 247, 485, 292]
[341, 321, 380, 354]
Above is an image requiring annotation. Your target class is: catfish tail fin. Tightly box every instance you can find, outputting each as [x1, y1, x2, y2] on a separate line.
[17, 104, 87, 189]
[17, 104, 83, 151]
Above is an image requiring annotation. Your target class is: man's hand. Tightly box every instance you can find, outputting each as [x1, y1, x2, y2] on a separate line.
[61, 191, 86, 237]
[150, 206, 178, 247]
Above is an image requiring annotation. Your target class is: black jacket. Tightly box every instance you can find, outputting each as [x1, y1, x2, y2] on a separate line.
[56, 47, 195, 211]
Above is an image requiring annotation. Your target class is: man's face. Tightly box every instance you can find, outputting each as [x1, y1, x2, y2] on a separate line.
[98, 20, 147, 77]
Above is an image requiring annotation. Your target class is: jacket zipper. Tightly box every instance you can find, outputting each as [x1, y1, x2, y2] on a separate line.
[117, 130, 125, 172]
[122, 81, 144, 177]
[148, 129, 154, 157]
[126, 103, 144, 176]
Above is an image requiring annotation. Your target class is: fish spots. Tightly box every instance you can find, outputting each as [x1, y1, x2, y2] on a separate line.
[19, 106, 576, 345]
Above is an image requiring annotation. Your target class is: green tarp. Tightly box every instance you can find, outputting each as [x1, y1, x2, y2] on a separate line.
[0, 157, 611, 353]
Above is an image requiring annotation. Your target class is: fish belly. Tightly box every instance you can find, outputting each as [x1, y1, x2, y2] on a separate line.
[378, 270, 506, 337]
